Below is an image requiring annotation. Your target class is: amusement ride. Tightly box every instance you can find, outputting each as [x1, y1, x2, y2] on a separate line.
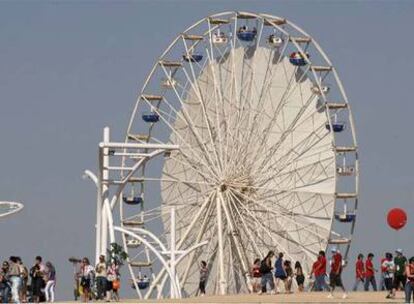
[85, 11, 359, 299]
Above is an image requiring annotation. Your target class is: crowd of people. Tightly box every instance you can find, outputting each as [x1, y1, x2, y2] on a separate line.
[198, 248, 414, 303]
[0, 254, 122, 303]
[75, 255, 120, 303]
[0, 256, 55, 303]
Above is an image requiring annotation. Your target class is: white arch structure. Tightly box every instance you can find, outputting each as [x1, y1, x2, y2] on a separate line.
[85, 127, 208, 299]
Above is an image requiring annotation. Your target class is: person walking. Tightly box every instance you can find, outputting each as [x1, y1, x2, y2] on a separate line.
[0, 261, 11, 303]
[328, 249, 347, 299]
[308, 259, 320, 291]
[294, 261, 305, 292]
[9, 256, 21, 304]
[274, 253, 287, 293]
[284, 260, 293, 293]
[380, 254, 387, 291]
[106, 260, 120, 302]
[198, 261, 208, 296]
[16, 257, 28, 303]
[405, 257, 414, 303]
[95, 255, 107, 300]
[364, 253, 378, 291]
[259, 251, 275, 295]
[44, 261, 56, 302]
[393, 248, 407, 297]
[79, 257, 94, 303]
[353, 254, 365, 291]
[382, 252, 395, 299]
[30, 256, 45, 303]
[314, 251, 330, 292]
[251, 258, 262, 293]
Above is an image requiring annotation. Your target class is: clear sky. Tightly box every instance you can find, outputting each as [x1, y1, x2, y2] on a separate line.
[0, 0, 413, 300]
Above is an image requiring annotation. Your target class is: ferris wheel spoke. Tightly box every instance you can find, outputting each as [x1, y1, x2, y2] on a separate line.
[230, 187, 330, 243]
[248, 72, 316, 174]
[256, 158, 335, 198]
[262, 154, 334, 184]
[255, 124, 330, 187]
[227, 190, 298, 262]
[260, 137, 332, 189]
[180, 39, 224, 174]
[242, 212, 320, 257]
[157, 69, 222, 178]
[179, 197, 218, 288]
[241, 39, 290, 161]
[225, 191, 265, 258]
[144, 102, 219, 181]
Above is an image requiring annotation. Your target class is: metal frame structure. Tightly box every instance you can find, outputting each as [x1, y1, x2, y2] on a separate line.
[85, 127, 209, 299]
[120, 11, 358, 298]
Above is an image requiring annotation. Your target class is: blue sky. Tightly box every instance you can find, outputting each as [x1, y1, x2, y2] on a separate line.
[0, 0, 413, 300]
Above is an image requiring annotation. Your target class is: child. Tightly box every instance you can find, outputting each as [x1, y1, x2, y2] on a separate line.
[199, 261, 208, 296]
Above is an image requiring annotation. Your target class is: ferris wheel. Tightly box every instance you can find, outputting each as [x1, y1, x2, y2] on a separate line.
[118, 11, 359, 297]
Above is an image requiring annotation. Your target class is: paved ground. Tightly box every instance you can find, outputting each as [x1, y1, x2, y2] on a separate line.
[101, 291, 407, 303]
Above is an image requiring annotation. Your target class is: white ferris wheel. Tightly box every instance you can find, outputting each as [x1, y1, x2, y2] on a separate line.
[117, 11, 359, 298]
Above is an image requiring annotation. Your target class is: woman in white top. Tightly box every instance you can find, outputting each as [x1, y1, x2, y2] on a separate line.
[44, 261, 56, 302]
[79, 257, 94, 303]
[382, 252, 395, 299]
[106, 261, 120, 302]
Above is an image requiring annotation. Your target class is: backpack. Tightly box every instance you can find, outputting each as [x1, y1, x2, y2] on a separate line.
[260, 258, 271, 274]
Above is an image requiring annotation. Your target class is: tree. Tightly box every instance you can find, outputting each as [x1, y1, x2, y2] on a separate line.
[107, 242, 128, 266]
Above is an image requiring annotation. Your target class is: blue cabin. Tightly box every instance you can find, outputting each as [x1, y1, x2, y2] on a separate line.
[123, 196, 143, 205]
[142, 112, 159, 123]
[137, 281, 149, 289]
[183, 53, 203, 63]
[289, 52, 309, 66]
[237, 26, 257, 42]
[335, 212, 356, 223]
[325, 122, 345, 132]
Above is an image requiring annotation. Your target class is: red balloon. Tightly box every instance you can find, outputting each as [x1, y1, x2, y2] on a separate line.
[387, 208, 407, 230]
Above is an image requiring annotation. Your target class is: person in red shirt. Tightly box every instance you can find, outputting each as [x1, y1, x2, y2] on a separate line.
[379, 255, 387, 291]
[309, 260, 320, 291]
[313, 251, 330, 292]
[328, 248, 347, 299]
[352, 254, 365, 291]
[364, 253, 378, 291]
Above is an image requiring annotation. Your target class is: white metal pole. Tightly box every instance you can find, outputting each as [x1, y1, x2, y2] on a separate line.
[101, 127, 110, 256]
[83, 169, 100, 266]
[216, 190, 227, 295]
[170, 207, 176, 298]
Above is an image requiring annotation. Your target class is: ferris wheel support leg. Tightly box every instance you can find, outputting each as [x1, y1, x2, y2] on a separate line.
[216, 191, 227, 295]
[219, 191, 252, 293]
[147, 194, 213, 299]
[170, 207, 177, 299]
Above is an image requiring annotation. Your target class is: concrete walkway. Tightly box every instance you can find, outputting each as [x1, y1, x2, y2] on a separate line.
[103, 291, 407, 303]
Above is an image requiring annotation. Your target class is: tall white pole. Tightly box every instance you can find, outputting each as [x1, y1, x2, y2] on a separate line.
[216, 190, 227, 295]
[84, 169, 100, 266]
[101, 126, 110, 256]
[170, 207, 176, 298]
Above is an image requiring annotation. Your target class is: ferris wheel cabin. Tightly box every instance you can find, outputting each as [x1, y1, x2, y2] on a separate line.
[237, 26, 257, 41]
[142, 112, 160, 123]
[289, 52, 309, 66]
[123, 196, 143, 205]
[183, 53, 203, 63]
